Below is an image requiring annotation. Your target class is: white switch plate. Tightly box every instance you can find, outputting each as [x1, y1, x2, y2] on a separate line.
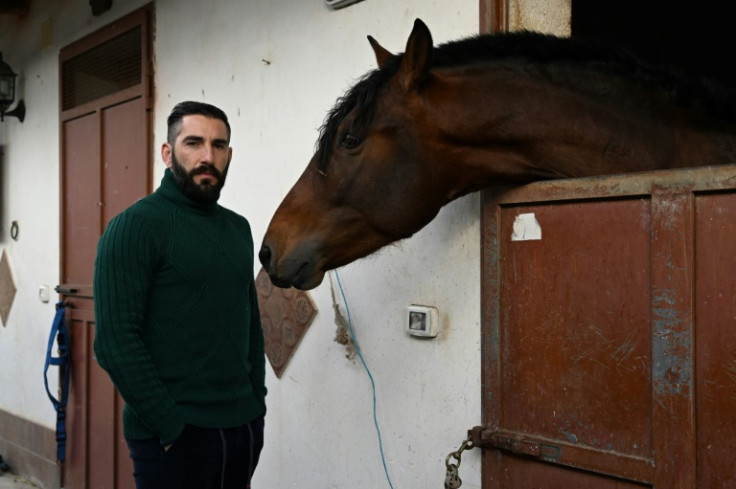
[39, 285, 50, 303]
[407, 305, 439, 338]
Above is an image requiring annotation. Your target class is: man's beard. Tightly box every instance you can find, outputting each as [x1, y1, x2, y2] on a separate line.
[170, 151, 229, 204]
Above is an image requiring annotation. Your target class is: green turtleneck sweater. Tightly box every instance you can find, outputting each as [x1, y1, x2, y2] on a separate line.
[93, 169, 266, 446]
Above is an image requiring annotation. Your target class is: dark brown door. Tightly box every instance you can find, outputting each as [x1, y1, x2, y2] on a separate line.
[476, 165, 736, 488]
[59, 6, 152, 488]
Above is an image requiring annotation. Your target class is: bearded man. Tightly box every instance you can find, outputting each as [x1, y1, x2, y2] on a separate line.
[93, 101, 267, 489]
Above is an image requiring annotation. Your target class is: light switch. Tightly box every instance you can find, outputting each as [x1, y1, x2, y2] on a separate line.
[407, 305, 439, 338]
[39, 285, 50, 303]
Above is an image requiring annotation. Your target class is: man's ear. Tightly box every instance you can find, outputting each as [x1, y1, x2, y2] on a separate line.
[162, 142, 173, 169]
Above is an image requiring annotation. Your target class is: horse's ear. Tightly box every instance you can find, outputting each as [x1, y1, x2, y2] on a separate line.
[398, 18, 433, 91]
[368, 35, 393, 68]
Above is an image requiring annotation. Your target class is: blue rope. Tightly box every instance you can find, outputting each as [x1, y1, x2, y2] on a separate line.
[43, 302, 71, 463]
[334, 270, 394, 489]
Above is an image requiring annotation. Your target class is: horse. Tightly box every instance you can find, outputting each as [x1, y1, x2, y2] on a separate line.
[259, 18, 736, 290]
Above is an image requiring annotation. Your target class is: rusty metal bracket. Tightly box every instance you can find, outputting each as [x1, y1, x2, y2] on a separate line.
[469, 426, 561, 461]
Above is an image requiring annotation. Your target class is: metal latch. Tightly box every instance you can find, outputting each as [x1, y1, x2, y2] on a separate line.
[469, 426, 561, 461]
[54, 286, 78, 294]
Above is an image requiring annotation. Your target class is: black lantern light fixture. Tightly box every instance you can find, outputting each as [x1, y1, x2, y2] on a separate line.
[0, 52, 25, 123]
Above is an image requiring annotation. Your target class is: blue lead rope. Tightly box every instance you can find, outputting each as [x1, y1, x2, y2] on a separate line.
[44, 301, 72, 464]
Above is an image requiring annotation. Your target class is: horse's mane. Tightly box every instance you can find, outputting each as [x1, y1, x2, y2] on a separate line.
[316, 31, 736, 170]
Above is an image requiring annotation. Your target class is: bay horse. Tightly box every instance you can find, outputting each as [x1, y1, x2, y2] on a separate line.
[260, 19, 736, 290]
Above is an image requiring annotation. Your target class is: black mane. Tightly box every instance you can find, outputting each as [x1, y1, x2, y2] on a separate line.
[316, 31, 736, 170]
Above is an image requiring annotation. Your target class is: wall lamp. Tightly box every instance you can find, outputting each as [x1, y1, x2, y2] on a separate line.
[0, 52, 25, 123]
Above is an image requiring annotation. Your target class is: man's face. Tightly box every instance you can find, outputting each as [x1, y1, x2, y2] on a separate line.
[162, 114, 232, 203]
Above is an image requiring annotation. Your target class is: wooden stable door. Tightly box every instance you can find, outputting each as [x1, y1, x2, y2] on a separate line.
[59, 7, 152, 488]
[476, 165, 736, 488]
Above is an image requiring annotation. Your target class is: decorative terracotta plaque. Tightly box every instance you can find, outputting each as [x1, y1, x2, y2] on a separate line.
[255, 267, 318, 377]
[0, 249, 17, 326]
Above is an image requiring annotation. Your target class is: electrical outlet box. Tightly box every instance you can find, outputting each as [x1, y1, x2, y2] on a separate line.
[407, 305, 439, 338]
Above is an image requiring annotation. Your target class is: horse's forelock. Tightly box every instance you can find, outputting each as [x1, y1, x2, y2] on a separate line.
[316, 56, 403, 171]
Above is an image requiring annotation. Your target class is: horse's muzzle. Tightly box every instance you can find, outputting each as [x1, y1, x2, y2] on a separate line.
[258, 242, 325, 290]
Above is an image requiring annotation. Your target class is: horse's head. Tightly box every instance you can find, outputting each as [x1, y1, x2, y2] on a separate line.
[260, 18, 736, 290]
[260, 19, 449, 290]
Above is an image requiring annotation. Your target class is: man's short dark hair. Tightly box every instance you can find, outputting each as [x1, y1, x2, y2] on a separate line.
[167, 101, 231, 144]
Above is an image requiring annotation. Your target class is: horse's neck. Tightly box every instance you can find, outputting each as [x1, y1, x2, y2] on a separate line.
[430, 69, 736, 198]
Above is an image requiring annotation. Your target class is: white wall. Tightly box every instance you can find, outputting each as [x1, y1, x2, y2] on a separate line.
[170, 3, 482, 487]
[1, 1, 484, 487]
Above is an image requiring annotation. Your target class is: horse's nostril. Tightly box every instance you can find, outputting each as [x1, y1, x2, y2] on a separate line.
[258, 245, 272, 268]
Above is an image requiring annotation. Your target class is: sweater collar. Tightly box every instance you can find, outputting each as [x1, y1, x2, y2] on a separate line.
[157, 169, 219, 213]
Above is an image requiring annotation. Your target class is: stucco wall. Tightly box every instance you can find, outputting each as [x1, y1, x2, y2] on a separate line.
[509, 0, 571, 34]
[1, 1, 481, 487]
[172, 3, 483, 487]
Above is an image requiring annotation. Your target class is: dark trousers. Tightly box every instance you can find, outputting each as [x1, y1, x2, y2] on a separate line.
[126, 416, 264, 489]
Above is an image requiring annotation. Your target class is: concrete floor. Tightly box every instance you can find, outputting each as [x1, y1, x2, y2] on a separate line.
[0, 474, 38, 489]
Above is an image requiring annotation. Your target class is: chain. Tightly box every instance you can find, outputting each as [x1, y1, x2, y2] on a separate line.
[444, 436, 474, 489]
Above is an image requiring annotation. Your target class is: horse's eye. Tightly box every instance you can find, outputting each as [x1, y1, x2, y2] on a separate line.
[340, 130, 361, 149]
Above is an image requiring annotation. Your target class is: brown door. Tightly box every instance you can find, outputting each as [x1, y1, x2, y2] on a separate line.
[58, 6, 152, 488]
[475, 165, 736, 488]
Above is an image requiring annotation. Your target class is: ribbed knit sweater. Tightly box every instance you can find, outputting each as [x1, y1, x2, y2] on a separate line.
[93, 169, 266, 446]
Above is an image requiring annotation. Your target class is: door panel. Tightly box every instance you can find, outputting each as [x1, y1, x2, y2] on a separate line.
[88, 322, 117, 489]
[102, 98, 149, 222]
[61, 97, 148, 489]
[62, 112, 101, 287]
[479, 166, 736, 488]
[498, 456, 649, 488]
[59, 6, 152, 488]
[61, 111, 104, 488]
[695, 193, 736, 489]
[498, 200, 652, 458]
[66, 307, 93, 489]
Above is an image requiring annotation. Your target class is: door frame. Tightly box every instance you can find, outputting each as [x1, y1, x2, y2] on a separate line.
[480, 0, 508, 34]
